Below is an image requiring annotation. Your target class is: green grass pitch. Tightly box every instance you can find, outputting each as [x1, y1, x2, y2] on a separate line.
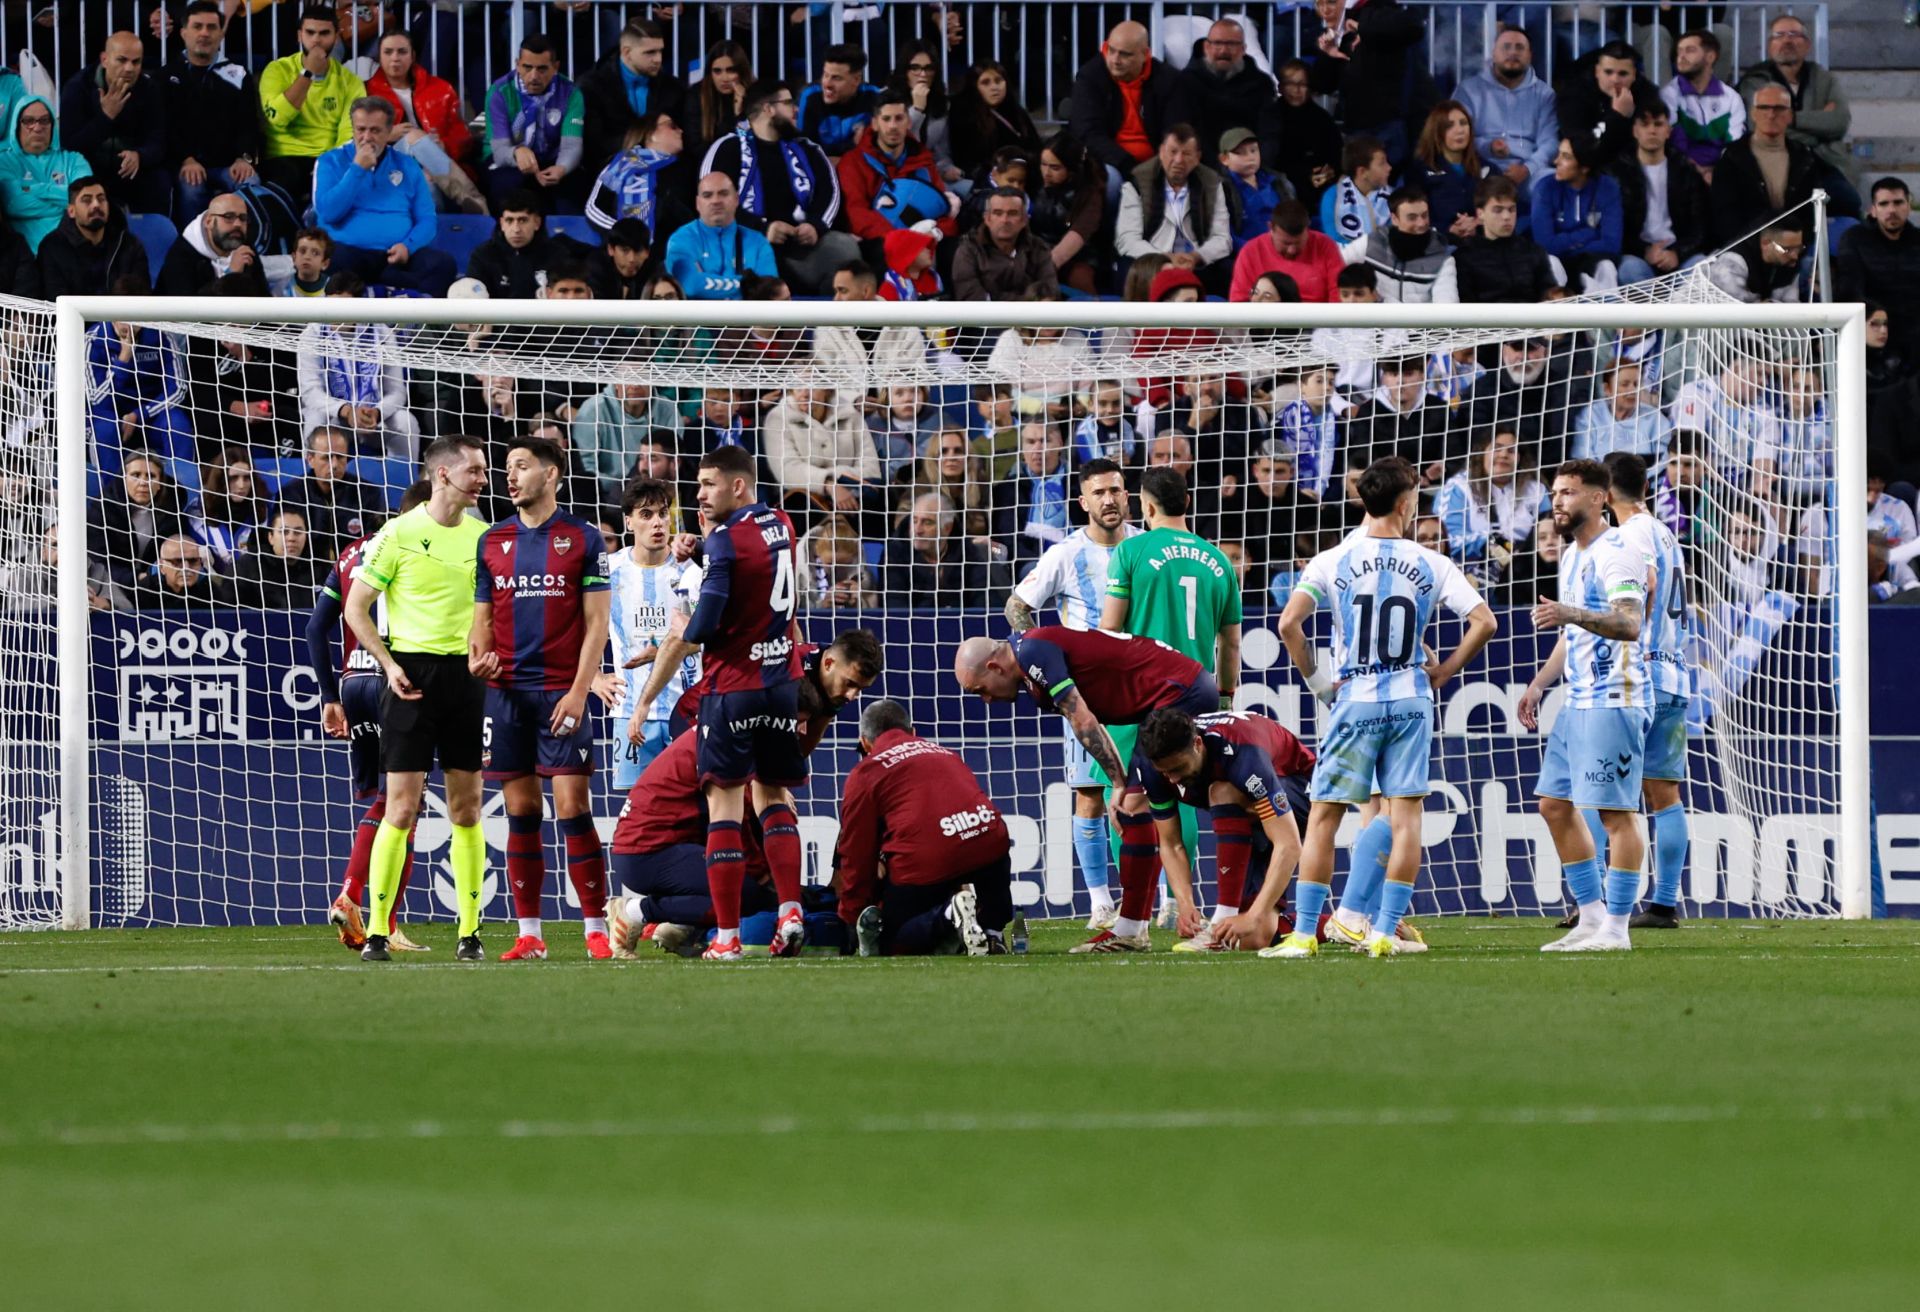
[4, 918, 1918, 1310]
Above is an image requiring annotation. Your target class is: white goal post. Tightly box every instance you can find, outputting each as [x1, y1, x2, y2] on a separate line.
[44, 292, 1872, 930]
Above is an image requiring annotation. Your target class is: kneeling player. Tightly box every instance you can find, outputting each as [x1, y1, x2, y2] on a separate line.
[1136, 708, 1315, 952]
[835, 700, 1014, 956]
[471, 437, 615, 960]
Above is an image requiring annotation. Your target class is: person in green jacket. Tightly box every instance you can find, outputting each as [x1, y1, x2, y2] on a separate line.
[0, 95, 92, 253]
[258, 4, 365, 210]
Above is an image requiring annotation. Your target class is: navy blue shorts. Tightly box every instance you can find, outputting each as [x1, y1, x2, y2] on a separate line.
[483, 685, 595, 781]
[1123, 674, 1224, 790]
[695, 682, 808, 789]
[341, 676, 385, 799]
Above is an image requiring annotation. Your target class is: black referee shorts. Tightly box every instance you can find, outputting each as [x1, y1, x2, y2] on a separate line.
[382, 653, 485, 775]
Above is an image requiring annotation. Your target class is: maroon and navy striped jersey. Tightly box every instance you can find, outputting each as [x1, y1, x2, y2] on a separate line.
[319, 536, 381, 684]
[682, 502, 802, 694]
[1011, 626, 1206, 726]
[474, 510, 610, 690]
[1142, 711, 1316, 813]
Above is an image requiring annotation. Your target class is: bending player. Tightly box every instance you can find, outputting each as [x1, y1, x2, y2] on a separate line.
[607, 629, 881, 954]
[346, 435, 493, 963]
[630, 445, 808, 962]
[835, 699, 1015, 957]
[1518, 459, 1651, 953]
[1135, 707, 1316, 952]
[309, 479, 431, 952]
[607, 478, 701, 785]
[1101, 466, 1241, 928]
[470, 436, 614, 961]
[1003, 457, 1136, 930]
[1272, 457, 1497, 959]
[952, 625, 1218, 952]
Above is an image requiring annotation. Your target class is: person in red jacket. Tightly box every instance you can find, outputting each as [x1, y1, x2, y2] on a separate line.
[834, 699, 1014, 957]
[837, 91, 957, 261]
[1229, 200, 1345, 302]
[364, 29, 485, 213]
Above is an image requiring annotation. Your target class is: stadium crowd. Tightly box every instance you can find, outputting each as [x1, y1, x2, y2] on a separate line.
[14, 2, 1904, 612]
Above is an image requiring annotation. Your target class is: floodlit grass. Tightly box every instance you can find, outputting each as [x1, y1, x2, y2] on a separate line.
[3, 919, 1917, 1310]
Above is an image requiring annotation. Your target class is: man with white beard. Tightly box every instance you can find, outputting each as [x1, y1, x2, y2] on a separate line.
[1468, 335, 1577, 460]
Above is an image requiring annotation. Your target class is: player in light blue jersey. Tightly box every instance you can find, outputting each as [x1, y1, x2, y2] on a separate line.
[1004, 458, 1136, 929]
[607, 479, 701, 788]
[1272, 458, 1497, 959]
[1520, 459, 1652, 953]
[1605, 452, 1691, 929]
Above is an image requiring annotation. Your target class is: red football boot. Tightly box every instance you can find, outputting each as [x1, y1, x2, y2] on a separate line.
[499, 935, 548, 961]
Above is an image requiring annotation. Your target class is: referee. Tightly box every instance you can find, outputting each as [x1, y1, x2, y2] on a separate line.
[345, 435, 491, 962]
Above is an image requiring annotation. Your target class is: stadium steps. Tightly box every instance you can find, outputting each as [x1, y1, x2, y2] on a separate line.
[1841, 68, 1920, 195]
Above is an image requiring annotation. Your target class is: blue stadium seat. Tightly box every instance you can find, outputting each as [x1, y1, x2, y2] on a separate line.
[125, 213, 177, 285]
[348, 457, 415, 508]
[862, 540, 884, 571]
[431, 215, 496, 276]
[253, 456, 308, 498]
[545, 214, 602, 247]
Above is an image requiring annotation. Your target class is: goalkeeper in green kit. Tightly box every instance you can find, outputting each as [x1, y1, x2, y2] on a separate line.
[1099, 466, 1243, 944]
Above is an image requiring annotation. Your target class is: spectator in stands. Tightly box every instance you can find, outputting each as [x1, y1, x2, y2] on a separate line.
[1218, 128, 1290, 249]
[87, 301, 194, 477]
[1343, 185, 1456, 303]
[484, 33, 587, 213]
[1450, 176, 1558, 303]
[186, 447, 264, 571]
[1454, 27, 1558, 213]
[680, 385, 754, 465]
[884, 491, 1011, 607]
[1407, 101, 1492, 241]
[1661, 29, 1745, 180]
[0, 219, 36, 297]
[1432, 425, 1546, 589]
[583, 111, 694, 243]
[312, 97, 454, 295]
[1270, 59, 1342, 217]
[699, 80, 857, 295]
[763, 386, 884, 532]
[184, 272, 299, 451]
[1068, 20, 1189, 210]
[1309, 0, 1429, 166]
[274, 425, 388, 558]
[570, 381, 682, 501]
[1572, 360, 1673, 462]
[838, 90, 958, 261]
[877, 227, 943, 301]
[1611, 104, 1713, 282]
[814, 258, 929, 372]
[89, 451, 184, 589]
[952, 186, 1055, 302]
[799, 44, 881, 157]
[1230, 199, 1342, 302]
[158, 192, 267, 297]
[587, 218, 654, 299]
[986, 316, 1094, 422]
[1736, 14, 1857, 217]
[686, 41, 752, 166]
[663, 172, 778, 300]
[232, 507, 323, 609]
[1711, 84, 1818, 244]
[798, 514, 878, 609]
[364, 29, 485, 215]
[581, 20, 685, 174]
[60, 30, 170, 216]
[1319, 136, 1392, 243]
[296, 272, 420, 460]
[1836, 180, 1920, 360]
[165, 2, 266, 220]
[259, 5, 363, 211]
[40, 179, 149, 301]
[948, 59, 1039, 181]
[1557, 40, 1660, 167]
[1705, 222, 1805, 303]
[992, 421, 1071, 566]
[1340, 355, 1455, 491]
[1532, 137, 1629, 290]
[137, 534, 233, 609]
[467, 188, 585, 298]
[1178, 20, 1277, 168]
[1274, 366, 1343, 501]
[1215, 439, 1317, 570]
[899, 430, 993, 535]
[1116, 124, 1233, 298]
[1031, 134, 1106, 296]
[1467, 336, 1571, 459]
[0, 96, 93, 252]
[279, 226, 331, 297]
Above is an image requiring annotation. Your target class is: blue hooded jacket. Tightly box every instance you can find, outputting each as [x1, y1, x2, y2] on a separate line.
[0, 95, 92, 252]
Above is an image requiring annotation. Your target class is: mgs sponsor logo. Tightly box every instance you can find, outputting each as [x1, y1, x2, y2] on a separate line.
[938, 803, 998, 838]
[1583, 755, 1618, 786]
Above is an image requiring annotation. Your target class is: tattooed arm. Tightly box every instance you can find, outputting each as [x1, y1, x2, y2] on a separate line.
[1004, 592, 1038, 633]
[1531, 595, 1644, 642]
[1055, 685, 1127, 785]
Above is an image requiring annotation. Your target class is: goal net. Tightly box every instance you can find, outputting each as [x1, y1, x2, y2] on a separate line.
[13, 278, 1869, 932]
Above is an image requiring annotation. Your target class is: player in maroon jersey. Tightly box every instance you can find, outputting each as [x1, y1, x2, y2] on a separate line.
[835, 699, 1014, 957]
[469, 436, 614, 961]
[608, 629, 883, 955]
[305, 481, 429, 952]
[952, 626, 1218, 953]
[1137, 707, 1322, 952]
[631, 445, 808, 962]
